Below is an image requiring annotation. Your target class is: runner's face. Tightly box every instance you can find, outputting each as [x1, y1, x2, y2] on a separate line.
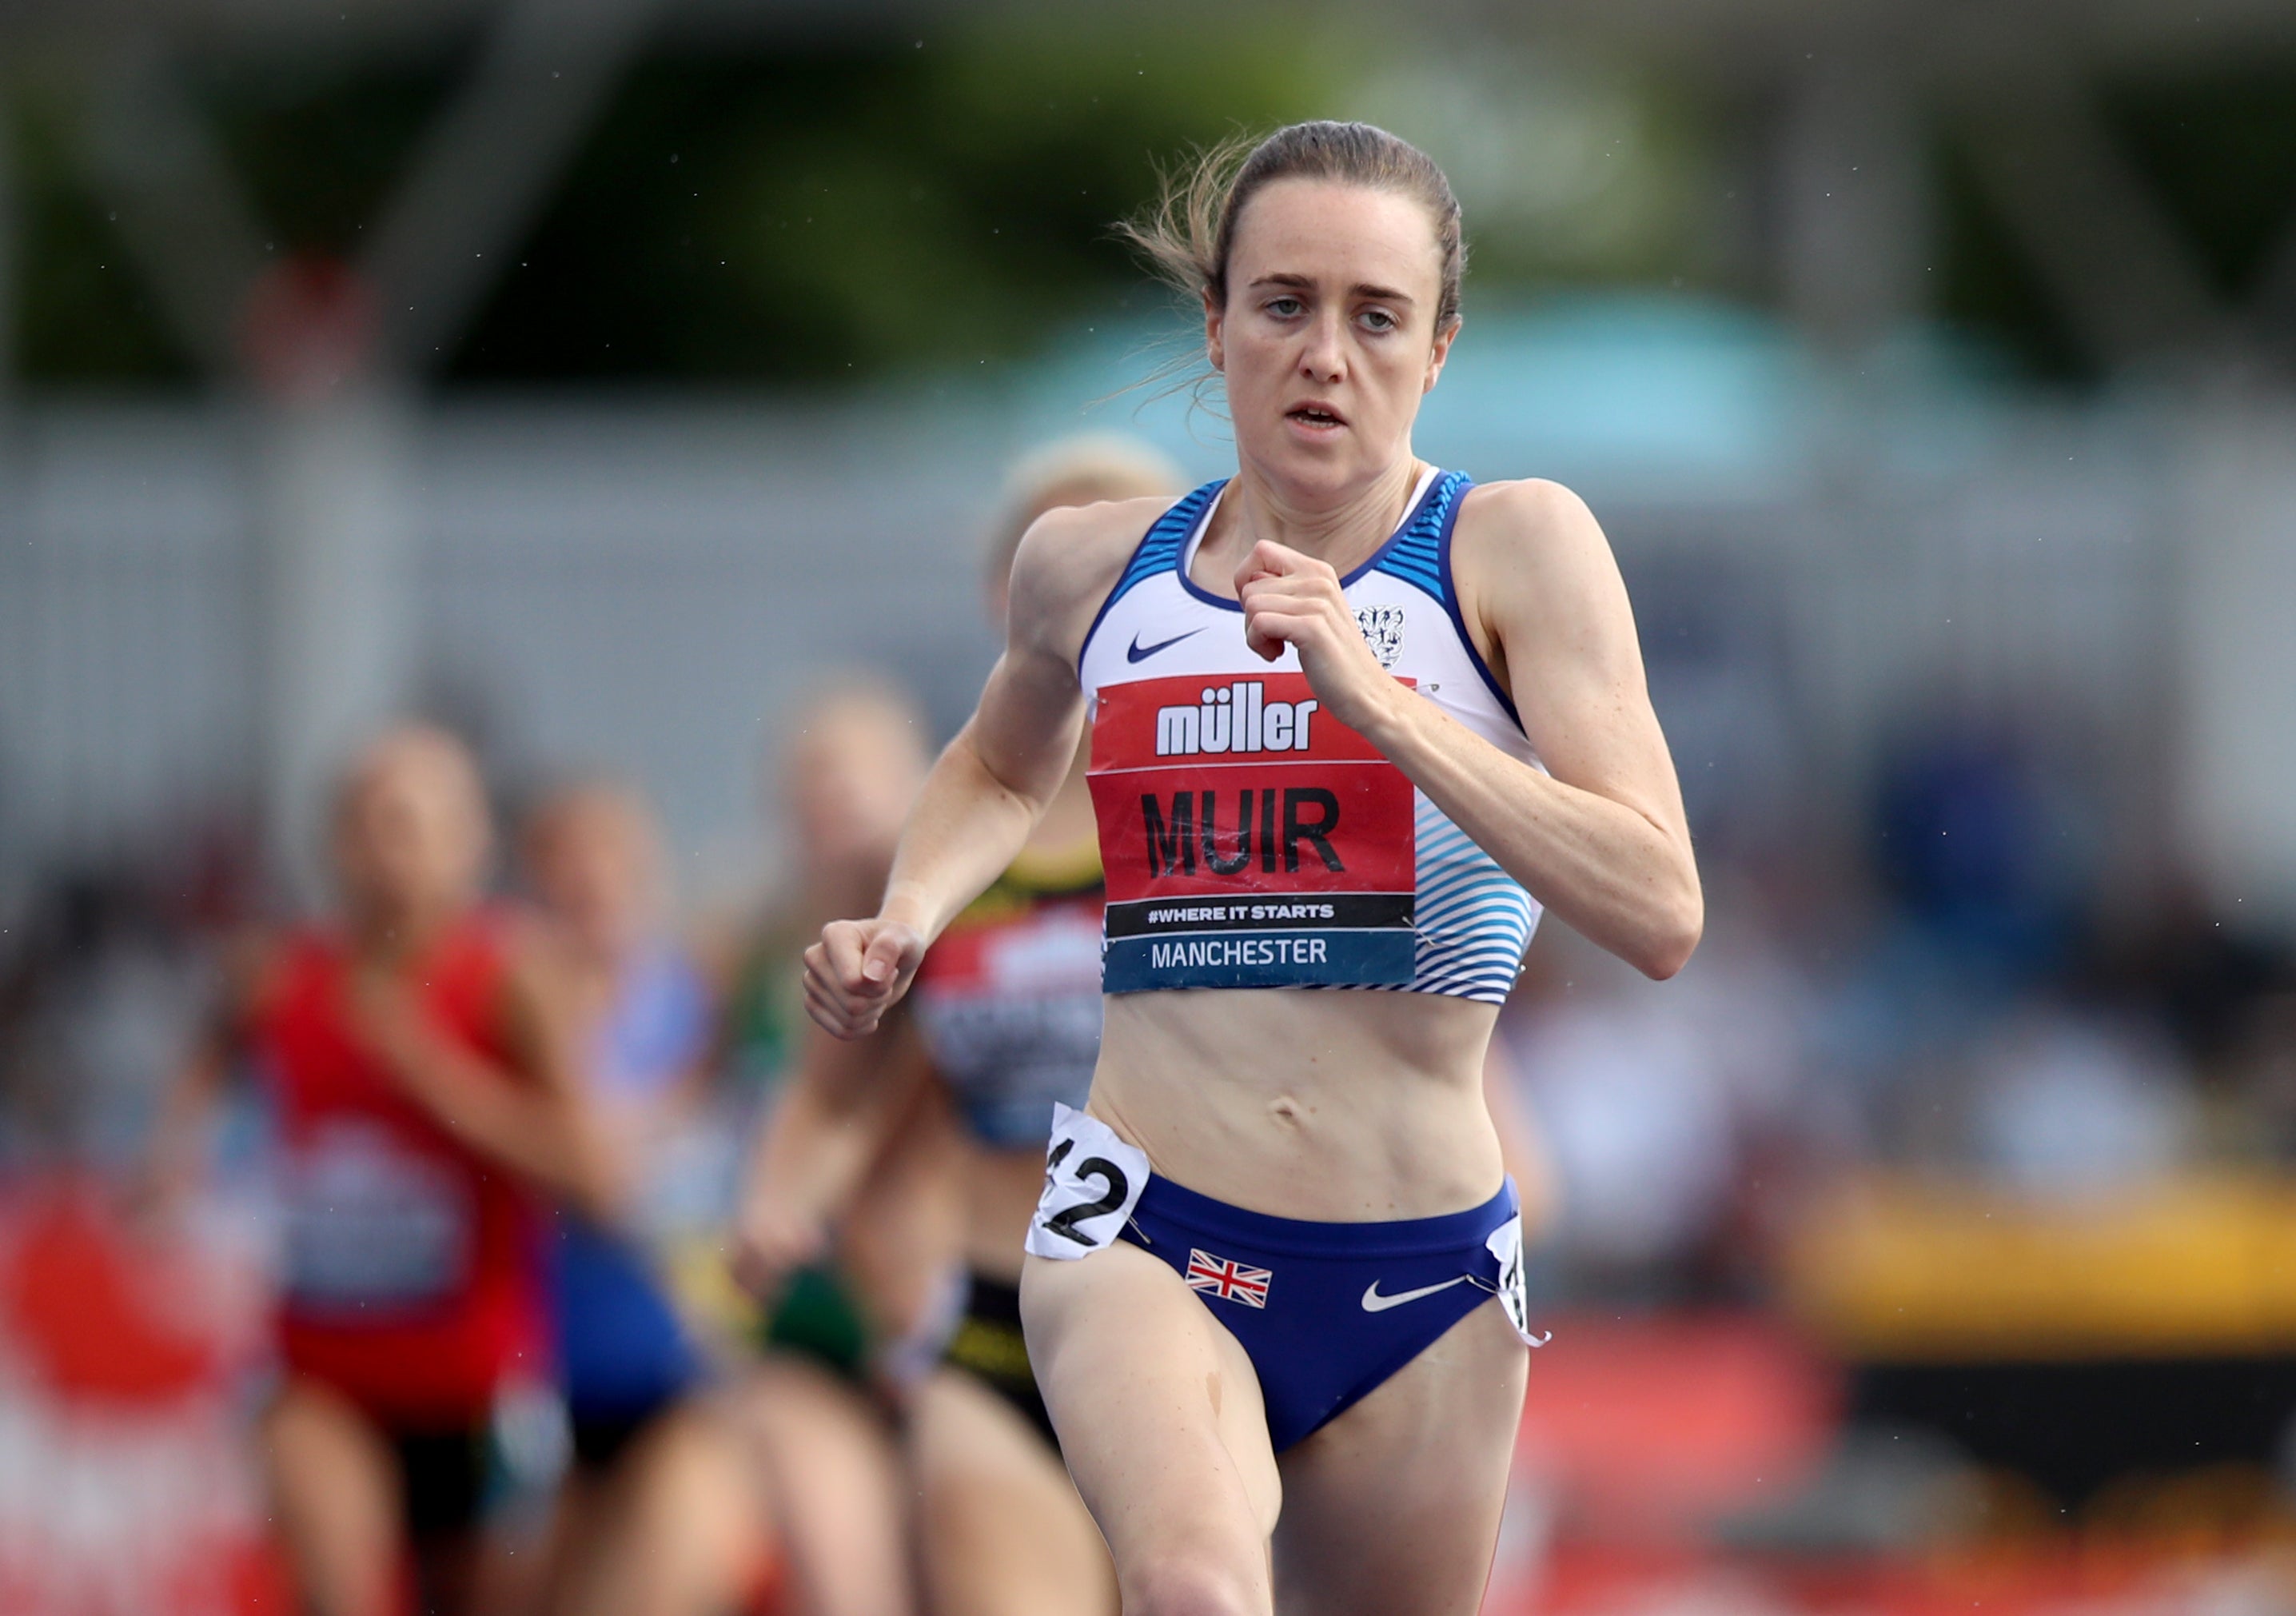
[1208, 180, 1454, 499]
[333, 743, 488, 928]
[528, 796, 656, 949]
[787, 718, 922, 874]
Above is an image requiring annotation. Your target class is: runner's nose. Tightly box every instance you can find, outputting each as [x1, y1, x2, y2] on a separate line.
[1299, 312, 1345, 385]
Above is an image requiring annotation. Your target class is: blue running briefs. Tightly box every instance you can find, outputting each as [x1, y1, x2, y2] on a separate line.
[1119, 1173, 1523, 1452]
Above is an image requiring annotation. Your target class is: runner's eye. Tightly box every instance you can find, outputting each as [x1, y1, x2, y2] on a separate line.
[1358, 308, 1397, 333]
[1266, 296, 1304, 318]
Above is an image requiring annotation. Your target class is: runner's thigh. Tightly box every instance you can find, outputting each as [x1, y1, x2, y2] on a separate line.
[1271, 1299, 1527, 1616]
[909, 1369, 1114, 1616]
[1021, 1243, 1282, 1614]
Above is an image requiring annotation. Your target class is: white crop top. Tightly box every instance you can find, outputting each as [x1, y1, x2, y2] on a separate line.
[1078, 468, 1543, 1004]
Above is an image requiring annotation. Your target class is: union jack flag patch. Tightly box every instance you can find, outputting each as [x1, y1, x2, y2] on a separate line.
[1185, 1248, 1272, 1308]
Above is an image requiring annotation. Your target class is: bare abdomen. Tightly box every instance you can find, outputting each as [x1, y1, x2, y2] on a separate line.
[1086, 989, 1507, 1222]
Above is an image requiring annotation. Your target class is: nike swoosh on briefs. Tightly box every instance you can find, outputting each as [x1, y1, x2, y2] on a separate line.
[1126, 628, 1204, 663]
[1360, 1276, 1469, 1312]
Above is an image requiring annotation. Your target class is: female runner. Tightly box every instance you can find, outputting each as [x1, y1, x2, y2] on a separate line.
[805, 121, 1701, 1616]
[520, 780, 766, 1616]
[745, 437, 1181, 1616]
[151, 724, 614, 1616]
[726, 687, 958, 1616]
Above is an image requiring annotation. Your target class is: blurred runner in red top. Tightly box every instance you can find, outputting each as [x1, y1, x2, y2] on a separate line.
[150, 723, 616, 1616]
[263, 910, 543, 1418]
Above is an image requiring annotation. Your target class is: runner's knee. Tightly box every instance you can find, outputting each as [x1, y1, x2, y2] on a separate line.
[1122, 1558, 1262, 1616]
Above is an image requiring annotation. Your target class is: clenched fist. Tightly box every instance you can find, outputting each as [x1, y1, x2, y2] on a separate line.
[1235, 540, 1401, 736]
[801, 916, 927, 1038]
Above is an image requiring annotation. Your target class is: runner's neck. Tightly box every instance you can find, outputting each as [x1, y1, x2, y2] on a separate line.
[1204, 455, 1426, 581]
[345, 900, 466, 967]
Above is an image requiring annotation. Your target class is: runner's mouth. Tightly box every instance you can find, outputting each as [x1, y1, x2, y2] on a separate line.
[1286, 404, 1346, 429]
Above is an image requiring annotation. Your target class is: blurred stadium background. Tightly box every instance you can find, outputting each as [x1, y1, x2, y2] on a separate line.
[5, 0, 2296, 1611]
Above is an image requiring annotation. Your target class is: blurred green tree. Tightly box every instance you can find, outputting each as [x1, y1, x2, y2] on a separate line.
[461, 16, 1348, 381]
[9, 19, 2291, 389]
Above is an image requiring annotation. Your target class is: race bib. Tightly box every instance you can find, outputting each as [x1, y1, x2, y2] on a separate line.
[1089, 672, 1417, 991]
[1024, 1103, 1150, 1259]
[1484, 1214, 1550, 1347]
[911, 897, 1106, 1148]
[282, 1119, 473, 1313]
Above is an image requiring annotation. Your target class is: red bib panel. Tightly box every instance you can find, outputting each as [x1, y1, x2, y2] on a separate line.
[1089, 672, 1417, 991]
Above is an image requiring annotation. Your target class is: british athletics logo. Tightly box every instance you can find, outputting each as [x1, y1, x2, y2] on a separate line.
[1186, 1248, 1272, 1308]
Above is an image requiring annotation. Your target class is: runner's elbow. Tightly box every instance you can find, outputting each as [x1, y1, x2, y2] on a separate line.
[1632, 884, 1704, 981]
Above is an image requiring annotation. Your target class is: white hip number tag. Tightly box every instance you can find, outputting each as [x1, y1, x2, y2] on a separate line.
[1025, 1103, 1150, 1260]
[1485, 1214, 1552, 1347]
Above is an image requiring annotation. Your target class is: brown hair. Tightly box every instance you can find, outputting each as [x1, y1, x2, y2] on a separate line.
[1118, 121, 1466, 335]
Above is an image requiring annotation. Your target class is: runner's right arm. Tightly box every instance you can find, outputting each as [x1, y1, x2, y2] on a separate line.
[353, 945, 624, 1222]
[138, 935, 273, 1215]
[804, 501, 1137, 1039]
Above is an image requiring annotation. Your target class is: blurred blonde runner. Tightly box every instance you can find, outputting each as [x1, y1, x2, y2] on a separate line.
[520, 781, 768, 1616]
[748, 437, 1182, 1616]
[804, 122, 1701, 1616]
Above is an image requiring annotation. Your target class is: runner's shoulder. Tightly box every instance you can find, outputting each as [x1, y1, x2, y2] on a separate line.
[1009, 493, 1174, 656]
[1453, 477, 1620, 614]
[1455, 477, 1601, 556]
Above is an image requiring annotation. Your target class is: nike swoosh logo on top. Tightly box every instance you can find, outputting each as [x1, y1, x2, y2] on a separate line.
[1360, 1276, 1469, 1312]
[1127, 628, 1204, 663]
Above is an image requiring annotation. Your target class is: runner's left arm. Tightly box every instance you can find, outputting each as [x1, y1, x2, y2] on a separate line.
[1234, 478, 1701, 980]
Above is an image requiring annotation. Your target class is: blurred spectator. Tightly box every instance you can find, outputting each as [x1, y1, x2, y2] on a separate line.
[1964, 1002, 2197, 1195]
[1870, 725, 2087, 984]
[0, 872, 213, 1174]
[0, 877, 277, 1614]
[1506, 886, 1809, 1295]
